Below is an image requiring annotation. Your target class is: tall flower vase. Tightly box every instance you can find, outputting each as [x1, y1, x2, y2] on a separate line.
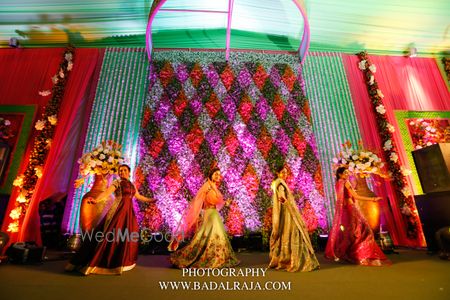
[80, 174, 112, 232]
[353, 175, 380, 234]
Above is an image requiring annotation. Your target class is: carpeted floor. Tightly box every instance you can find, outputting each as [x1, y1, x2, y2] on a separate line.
[0, 249, 448, 300]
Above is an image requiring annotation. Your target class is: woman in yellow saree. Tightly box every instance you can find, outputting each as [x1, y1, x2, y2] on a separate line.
[269, 165, 320, 272]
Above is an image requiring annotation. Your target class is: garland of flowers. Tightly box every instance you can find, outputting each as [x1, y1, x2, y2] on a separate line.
[357, 51, 422, 240]
[7, 46, 74, 233]
[442, 57, 450, 83]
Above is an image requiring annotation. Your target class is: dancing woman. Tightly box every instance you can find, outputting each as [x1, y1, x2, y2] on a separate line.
[269, 165, 320, 272]
[168, 167, 239, 268]
[325, 167, 390, 266]
[65, 164, 153, 275]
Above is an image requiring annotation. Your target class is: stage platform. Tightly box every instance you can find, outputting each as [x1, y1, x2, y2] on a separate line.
[0, 249, 448, 300]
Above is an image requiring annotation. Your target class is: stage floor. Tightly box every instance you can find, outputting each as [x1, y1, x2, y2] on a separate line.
[0, 249, 448, 300]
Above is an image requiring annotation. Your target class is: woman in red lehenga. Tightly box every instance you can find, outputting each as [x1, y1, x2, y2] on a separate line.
[65, 164, 153, 275]
[325, 167, 391, 266]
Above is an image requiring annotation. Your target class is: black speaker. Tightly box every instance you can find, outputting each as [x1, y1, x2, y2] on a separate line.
[415, 191, 450, 252]
[6, 242, 46, 264]
[412, 143, 450, 193]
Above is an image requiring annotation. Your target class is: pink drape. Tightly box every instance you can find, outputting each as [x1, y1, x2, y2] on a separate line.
[343, 54, 450, 247]
[0, 48, 103, 246]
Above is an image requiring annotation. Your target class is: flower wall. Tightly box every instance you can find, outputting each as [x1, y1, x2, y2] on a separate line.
[136, 51, 327, 235]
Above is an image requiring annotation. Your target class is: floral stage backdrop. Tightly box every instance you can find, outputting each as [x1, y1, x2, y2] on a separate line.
[135, 51, 327, 236]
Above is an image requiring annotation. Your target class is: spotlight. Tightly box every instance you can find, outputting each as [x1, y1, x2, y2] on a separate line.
[8, 37, 19, 48]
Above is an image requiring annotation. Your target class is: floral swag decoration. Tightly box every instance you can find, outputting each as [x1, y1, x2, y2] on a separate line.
[357, 51, 422, 241]
[0, 117, 14, 140]
[8, 46, 74, 233]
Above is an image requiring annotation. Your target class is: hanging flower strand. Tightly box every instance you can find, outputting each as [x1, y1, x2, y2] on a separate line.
[7, 46, 75, 233]
[357, 51, 423, 241]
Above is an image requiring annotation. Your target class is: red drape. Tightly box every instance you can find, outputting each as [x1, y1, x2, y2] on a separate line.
[0, 48, 103, 246]
[343, 54, 450, 247]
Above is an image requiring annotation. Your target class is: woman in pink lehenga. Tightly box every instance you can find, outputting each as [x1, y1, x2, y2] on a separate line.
[325, 167, 391, 266]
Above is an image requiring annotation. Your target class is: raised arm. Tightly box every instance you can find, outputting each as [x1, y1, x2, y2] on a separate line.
[344, 181, 381, 202]
[135, 190, 154, 203]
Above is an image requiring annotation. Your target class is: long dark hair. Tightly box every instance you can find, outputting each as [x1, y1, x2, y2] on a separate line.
[335, 166, 347, 181]
[207, 167, 220, 180]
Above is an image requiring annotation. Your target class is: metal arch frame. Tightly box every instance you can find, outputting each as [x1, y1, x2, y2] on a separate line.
[145, 0, 310, 63]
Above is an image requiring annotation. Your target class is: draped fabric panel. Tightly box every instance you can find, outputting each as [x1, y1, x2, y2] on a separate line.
[0, 48, 103, 246]
[342, 54, 450, 247]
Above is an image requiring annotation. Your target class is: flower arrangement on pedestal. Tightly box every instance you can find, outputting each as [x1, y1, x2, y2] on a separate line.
[332, 140, 387, 178]
[74, 140, 124, 188]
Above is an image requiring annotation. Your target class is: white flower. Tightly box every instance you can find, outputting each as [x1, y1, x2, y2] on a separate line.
[9, 207, 22, 220]
[13, 176, 24, 187]
[59, 70, 65, 78]
[358, 60, 367, 70]
[426, 142, 432, 146]
[409, 121, 415, 126]
[430, 128, 436, 133]
[7, 221, 19, 233]
[369, 75, 375, 85]
[99, 154, 106, 160]
[103, 149, 110, 154]
[332, 157, 339, 164]
[349, 162, 355, 168]
[39, 90, 51, 97]
[67, 62, 73, 71]
[401, 187, 412, 197]
[16, 193, 27, 203]
[383, 140, 393, 151]
[52, 75, 59, 84]
[352, 155, 359, 161]
[35, 119, 46, 130]
[348, 166, 355, 172]
[376, 104, 386, 114]
[401, 205, 412, 216]
[356, 163, 365, 170]
[390, 152, 398, 163]
[108, 156, 114, 163]
[89, 160, 97, 168]
[48, 115, 57, 125]
[386, 123, 395, 133]
[425, 126, 431, 131]
[4, 120, 11, 126]
[65, 53, 73, 61]
[93, 151, 99, 156]
[415, 145, 422, 150]
[35, 166, 43, 178]
[401, 166, 412, 177]
[369, 64, 377, 73]
[341, 159, 347, 165]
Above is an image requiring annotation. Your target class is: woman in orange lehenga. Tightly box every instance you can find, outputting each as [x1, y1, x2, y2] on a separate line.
[269, 165, 320, 272]
[168, 167, 239, 268]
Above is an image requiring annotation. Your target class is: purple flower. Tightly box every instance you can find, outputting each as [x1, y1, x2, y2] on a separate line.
[255, 96, 270, 120]
[238, 68, 252, 88]
[222, 95, 236, 122]
[176, 64, 189, 83]
[275, 129, 290, 155]
[269, 67, 281, 89]
[205, 65, 220, 87]
[287, 98, 301, 122]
